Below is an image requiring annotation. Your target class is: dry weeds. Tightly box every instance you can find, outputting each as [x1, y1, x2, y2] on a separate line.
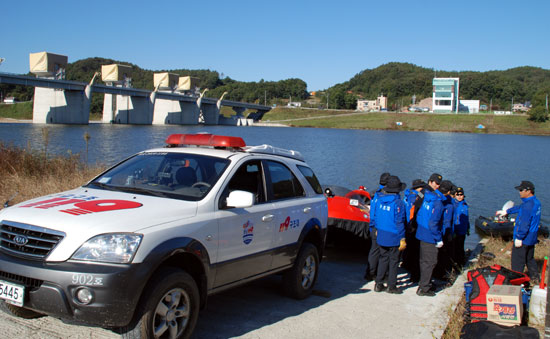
[0, 143, 106, 206]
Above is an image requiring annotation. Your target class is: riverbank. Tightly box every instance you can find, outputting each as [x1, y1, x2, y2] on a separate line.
[263, 108, 550, 136]
[2, 103, 550, 135]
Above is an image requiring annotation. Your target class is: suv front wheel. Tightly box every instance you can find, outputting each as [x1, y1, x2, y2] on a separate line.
[283, 243, 319, 299]
[120, 268, 199, 339]
[0, 301, 44, 319]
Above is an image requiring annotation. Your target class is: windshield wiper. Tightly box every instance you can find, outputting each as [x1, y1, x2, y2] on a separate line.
[87, 182, 120, 191]
[88, 182, 178, 199]
[111, 185, 171, 198]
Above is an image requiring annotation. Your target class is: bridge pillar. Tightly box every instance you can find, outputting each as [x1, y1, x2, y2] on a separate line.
[152, 98, 199, 125]
[231, 107, 247, 116]
[201, 102, 219, 125]
[110, 96, 153, 124]
[33, 87, 90, 124]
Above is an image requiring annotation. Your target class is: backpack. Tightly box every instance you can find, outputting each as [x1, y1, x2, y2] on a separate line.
[465, 265, 530, 322]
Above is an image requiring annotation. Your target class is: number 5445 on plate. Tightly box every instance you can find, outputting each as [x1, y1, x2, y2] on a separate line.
[0, 280, 25, 307]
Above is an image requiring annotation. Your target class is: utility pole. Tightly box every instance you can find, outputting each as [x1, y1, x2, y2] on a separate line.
[546, 93, 548, 113]
[327, 92, 329, 109]
[264, 90, 267, 106]
[511, 97, 514, 113]
[490, 98, 492, 113]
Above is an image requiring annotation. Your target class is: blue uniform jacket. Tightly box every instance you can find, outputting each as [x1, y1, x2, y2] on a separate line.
[452, 199, 470, 236]
[415, 189, 444, 244]
[442, 195, 454, 235]
[507, 195, 542, 245]
[374, 192, 406, 247]
[369, 185, 384, 230]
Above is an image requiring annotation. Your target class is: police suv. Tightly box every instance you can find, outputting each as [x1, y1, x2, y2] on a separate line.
[0, 134, 328, 339]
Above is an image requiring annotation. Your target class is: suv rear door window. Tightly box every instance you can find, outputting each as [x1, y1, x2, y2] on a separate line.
[265, 160, 304, 201]
[297, 165, 323, 194]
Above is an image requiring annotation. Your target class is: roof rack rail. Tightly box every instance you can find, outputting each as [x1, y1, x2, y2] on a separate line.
[244, 144, 304, 162]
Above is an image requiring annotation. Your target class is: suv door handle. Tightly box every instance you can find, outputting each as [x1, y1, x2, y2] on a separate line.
[262, 214, 274, 222]
[303, 207, 312, 213]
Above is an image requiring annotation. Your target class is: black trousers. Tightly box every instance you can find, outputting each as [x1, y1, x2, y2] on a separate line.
[434, 231, 453, 279]
[376, 245, 400, 288]
[366, 228, 380, 276]
[452, 234, 466, 266]
[511, 244, 539, 280]
[419, 241, 438, 292]
[402, 232, 420, 281]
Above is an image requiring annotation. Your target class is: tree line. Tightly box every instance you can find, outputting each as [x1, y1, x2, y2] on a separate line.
[0, 57, 308, 113]
[1, 59, 548, 120]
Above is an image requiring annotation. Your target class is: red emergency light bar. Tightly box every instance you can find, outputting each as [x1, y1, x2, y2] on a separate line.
[165, 133, 246, 148]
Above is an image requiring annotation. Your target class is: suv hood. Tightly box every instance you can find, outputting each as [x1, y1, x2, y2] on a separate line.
[0, 187, 197, 261]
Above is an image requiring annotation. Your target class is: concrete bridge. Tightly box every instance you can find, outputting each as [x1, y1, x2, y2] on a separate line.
[0, 72, 271, 125]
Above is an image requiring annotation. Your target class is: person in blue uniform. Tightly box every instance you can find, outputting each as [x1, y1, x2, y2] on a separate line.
[402, 179, 426, 282]
[364, 172, 391, 281]
[452, 187, 469, 266]
[503, 181, 542, 281]
[373, 175, 407, 294]
[415, 173, 444, 296]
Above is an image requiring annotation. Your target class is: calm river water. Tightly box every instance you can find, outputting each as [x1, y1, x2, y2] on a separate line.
[1, 123, 549, 248]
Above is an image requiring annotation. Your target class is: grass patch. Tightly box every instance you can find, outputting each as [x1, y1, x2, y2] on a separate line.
[442, 236, 550, 338]
[263, 108, 550, 135]
[0, 102, 33, 120]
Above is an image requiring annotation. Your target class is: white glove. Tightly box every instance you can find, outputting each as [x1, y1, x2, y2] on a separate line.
[514, 239, 522, 248]
[496, 210, 507, 218]
[436, 241, 444, 248]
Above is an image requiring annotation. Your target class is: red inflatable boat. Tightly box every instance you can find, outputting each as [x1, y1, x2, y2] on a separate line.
[324, 185, 371, 240]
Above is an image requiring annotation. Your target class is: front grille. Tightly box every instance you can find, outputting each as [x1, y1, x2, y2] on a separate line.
[0, 270, 43, 289]
[0, 221, 65, 260]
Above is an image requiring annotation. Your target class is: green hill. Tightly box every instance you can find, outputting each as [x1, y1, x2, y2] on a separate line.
[333, 62, 550, 110]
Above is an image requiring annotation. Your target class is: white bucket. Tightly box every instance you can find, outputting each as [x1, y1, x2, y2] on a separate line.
[529, 286, 547, 325]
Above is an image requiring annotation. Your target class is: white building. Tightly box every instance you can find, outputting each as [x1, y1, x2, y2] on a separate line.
[458, 100, 480, 113]
[432, 78, 459, 113]
[3, 97, 18, 104]
[357, 95, 387, 111]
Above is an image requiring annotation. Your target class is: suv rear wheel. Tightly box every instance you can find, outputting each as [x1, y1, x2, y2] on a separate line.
[283, 242, 319, 299]
[120, 268, 199, 339]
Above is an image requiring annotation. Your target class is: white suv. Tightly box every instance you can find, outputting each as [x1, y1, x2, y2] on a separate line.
[0, 133, 328, 338]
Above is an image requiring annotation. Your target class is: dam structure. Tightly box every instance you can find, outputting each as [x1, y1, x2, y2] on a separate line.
[0, 52, 270, 125]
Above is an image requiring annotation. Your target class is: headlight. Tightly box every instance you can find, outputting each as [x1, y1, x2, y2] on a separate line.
[71, 234, 143, 264]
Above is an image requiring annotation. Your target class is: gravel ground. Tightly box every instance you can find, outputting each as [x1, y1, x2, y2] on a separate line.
[0, 244, 466, 339]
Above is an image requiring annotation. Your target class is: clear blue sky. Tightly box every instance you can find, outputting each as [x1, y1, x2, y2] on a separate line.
[2, 0, 549, 91]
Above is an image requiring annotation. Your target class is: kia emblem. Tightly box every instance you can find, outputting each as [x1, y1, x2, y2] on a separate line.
[13, 235, 29, 246]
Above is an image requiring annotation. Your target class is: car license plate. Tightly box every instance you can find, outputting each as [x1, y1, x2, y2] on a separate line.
[0, 280, 24, 307]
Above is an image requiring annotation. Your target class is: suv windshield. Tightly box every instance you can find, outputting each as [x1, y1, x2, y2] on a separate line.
[87, 152, 230, 201]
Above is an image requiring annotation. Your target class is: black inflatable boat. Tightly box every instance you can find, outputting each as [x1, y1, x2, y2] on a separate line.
[475, 216, 550, 239]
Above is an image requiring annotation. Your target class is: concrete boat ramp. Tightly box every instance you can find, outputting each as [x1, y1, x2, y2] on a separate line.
[0, 246, 466, 339]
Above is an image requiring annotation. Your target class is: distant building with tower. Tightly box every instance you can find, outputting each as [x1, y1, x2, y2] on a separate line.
[357, 94, 387, 111]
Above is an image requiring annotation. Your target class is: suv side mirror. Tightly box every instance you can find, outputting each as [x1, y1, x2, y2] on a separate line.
[226, 190, 254, 208]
